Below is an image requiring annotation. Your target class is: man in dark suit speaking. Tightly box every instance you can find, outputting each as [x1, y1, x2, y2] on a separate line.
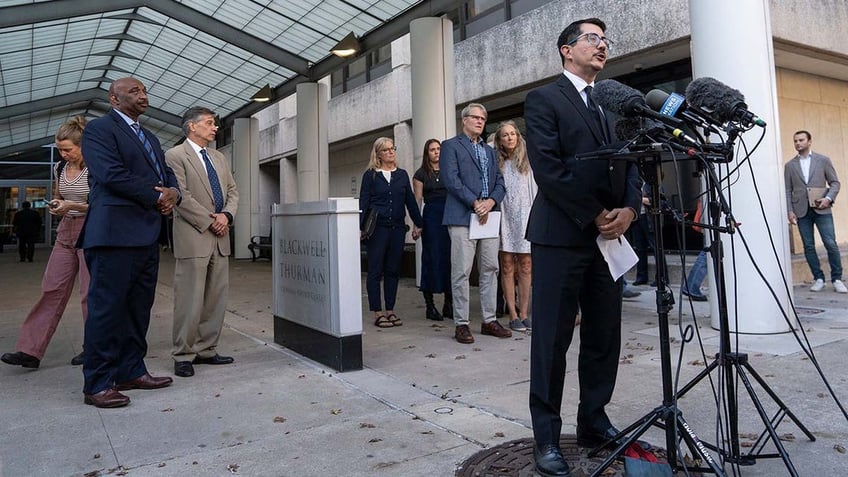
[78, 77, 179, 408]
[524, 18, 641, 476]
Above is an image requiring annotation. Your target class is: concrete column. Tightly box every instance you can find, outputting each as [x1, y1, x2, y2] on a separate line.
[410, 17, 456, 286]
[689, 0, 793, 333]
[279, 156, 298, 204]
[233, 117, 260, 260]
[296, 83, 329, 202]
[394, 122, 414, 242]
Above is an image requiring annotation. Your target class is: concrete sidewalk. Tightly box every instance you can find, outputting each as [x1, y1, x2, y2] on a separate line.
[1, 249, 847, 476]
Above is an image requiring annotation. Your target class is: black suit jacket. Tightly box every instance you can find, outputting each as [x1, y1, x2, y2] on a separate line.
[525, 75, 641, 247]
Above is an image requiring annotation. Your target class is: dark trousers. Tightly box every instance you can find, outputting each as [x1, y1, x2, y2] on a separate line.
[18, 237, 35, 261]
[82, 245, 159, 394]
[366, 225, 405, 311]
[529, 243, 622, 445]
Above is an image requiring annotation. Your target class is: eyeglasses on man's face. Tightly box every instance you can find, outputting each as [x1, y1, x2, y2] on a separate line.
[566, 32, 613, 51]
[379, 145, 397, 153]
[464, 114, 487, 122]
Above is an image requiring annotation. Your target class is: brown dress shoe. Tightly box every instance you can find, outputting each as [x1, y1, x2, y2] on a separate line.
[84, 388, 130, 408]
[116, 373, 173, 391]
[481, 320, 512, 338]
[455, 324, 474, 344]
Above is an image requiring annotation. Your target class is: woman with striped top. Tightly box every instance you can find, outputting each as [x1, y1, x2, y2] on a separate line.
[1, 116, 90, 369]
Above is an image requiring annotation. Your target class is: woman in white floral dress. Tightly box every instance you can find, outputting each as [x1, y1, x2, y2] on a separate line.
[495, 121, 537, 331]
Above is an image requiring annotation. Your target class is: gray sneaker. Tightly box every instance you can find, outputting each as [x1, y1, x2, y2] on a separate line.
[509, 319, 527, 331]
[522, 318, 532, 330]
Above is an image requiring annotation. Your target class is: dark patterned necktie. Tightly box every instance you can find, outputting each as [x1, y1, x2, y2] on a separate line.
[200, 149, 225, 213]
[131, 123, 163, 182]
[584, 86, 610, 143]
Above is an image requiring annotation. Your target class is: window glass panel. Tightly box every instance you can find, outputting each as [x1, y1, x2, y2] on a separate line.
[347, 56, 366, 78]
[468, 0, 503, 18]
[465, 7, 504, 38]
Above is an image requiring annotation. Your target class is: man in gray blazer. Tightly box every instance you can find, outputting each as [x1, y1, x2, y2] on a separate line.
[166, 107, 239, 377]
[441, 103, 511, 344]
[784, 130, 845, 293]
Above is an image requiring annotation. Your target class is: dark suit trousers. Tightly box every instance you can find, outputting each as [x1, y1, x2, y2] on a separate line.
[82, 245, 159, 394]
[529, 243, 622, 445]
[18, 236, 36, 261]
[365, 225, 406, 311]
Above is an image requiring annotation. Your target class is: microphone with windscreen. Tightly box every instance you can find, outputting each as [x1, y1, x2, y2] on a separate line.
[685, 77, 766, 128]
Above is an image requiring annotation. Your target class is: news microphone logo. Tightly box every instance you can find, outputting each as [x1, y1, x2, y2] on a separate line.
[659, 93, 686, 118]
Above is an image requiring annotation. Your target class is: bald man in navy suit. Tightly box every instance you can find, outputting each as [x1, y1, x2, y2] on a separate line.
[78, 77, 179, 408]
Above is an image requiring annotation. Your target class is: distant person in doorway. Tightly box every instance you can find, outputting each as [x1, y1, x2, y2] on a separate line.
[12, 201, 41, 263]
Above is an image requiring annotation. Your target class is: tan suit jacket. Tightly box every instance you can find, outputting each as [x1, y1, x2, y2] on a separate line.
[166, 142, 238, 258]
[784, 152, 840, 219]
[165, 141, 238, 361]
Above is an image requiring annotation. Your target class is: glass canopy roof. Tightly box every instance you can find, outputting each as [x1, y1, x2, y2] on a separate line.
[0, 0, 422, 156]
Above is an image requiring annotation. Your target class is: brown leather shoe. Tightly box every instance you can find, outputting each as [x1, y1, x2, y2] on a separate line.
[481, 320, 512, 338]
[455, 324, 474, 344]
[116, 373, 173, 391]
[84, 388, 130, 408]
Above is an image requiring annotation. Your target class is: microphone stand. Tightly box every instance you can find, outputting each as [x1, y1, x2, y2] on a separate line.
[577, 142, 727, 477]
[671, 149, 815, 475]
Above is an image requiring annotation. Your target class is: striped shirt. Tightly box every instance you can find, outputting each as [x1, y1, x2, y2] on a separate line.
[58, 166, 89, 217]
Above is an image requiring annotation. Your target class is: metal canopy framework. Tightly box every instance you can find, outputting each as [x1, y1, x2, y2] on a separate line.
[0, 0, 450, 158]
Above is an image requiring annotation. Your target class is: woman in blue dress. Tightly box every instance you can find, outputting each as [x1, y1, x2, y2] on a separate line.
[413, 139, 452, 321]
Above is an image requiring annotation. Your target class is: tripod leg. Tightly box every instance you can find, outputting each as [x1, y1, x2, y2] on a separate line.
[675, 358, 720, 399]
[673, 411, 728, 476]
[741, 360, 816, 442]
[587, 408, 665, 477]
[735, 366, 801, 476]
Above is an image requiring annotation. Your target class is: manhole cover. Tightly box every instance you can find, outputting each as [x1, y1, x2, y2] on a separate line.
[456, 435, 690, 477]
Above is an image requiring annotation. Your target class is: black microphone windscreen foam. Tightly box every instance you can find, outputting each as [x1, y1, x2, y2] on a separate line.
[685, 77, 746, 124]
[592, 79, 643, 117]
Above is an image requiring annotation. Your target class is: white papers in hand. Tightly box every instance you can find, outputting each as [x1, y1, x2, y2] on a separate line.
[469, 211, 501, 239]
[596, 234, 638, 281]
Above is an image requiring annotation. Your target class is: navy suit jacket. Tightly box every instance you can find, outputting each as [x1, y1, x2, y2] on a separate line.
[525, 75, 641, 247]
[79, 109, 179, 248]
[440, 134, 506, 226]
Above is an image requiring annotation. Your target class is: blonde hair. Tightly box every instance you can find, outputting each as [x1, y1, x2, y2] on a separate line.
[55, 115, 87, 145]
[495, 121, 529, 174]
[367, 137, 394, 170]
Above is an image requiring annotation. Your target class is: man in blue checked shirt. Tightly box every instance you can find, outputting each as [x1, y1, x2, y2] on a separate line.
[440, 103, 511, 344]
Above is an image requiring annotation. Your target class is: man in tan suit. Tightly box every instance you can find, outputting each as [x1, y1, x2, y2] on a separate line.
[784, 130, 845, 293]
[165, 106, 239, 377]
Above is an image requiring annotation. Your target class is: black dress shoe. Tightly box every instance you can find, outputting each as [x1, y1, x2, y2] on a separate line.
[193, 354, 234, 365]
[576, 424, 625, 449]
[174, 361, 194, 377]
[534, 444, 571, 476]
[632, 279, 648, 286]
[1, 351, 40, 369]
[70, 351, 84, 366]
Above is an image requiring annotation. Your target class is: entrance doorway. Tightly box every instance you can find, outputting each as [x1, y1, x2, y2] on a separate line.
[0, 181, 54, 251]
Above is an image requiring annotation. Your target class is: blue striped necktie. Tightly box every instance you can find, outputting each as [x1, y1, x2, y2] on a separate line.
[200, 149, 225, 213]
[131, 123, 164, 182]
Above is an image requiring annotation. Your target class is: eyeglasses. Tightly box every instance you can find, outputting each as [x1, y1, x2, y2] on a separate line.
[566, 32, 613, 51]
[464, 114, 487, 122]
[379, 146, 397, 153]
